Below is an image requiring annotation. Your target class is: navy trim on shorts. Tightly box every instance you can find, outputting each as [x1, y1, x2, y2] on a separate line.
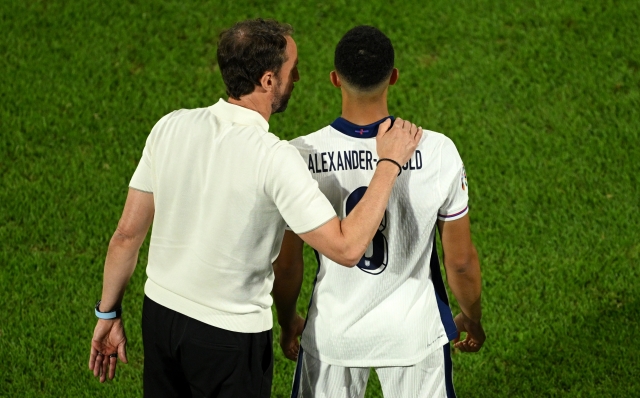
[443, 344, 457, 398]
[290, 347, 304, 398]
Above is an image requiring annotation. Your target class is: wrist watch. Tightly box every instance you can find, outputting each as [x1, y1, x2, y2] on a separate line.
[95, 300, 122, 319]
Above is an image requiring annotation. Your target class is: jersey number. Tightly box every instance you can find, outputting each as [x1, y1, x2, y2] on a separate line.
[345, 187, 388, 275]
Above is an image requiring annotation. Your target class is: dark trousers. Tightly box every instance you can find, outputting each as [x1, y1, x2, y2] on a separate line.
[142, 295, 273, 398]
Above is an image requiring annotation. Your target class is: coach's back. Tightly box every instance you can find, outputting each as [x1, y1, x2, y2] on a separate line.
[130, 99, 335, 334]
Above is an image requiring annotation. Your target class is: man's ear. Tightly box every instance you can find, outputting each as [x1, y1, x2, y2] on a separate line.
[260, 71, 275, 92]
[330, 71, 341, 88]
[389, 68, 399, 86]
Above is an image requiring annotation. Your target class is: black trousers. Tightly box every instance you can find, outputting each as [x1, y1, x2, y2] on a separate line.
[142, 295, 273, 398]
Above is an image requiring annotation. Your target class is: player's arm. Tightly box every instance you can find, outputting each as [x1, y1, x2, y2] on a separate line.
[299, 118, 422, 266]
[89, 188, 154, 382]
[272, 230, 306, 361]
[437, 215, 485, 352]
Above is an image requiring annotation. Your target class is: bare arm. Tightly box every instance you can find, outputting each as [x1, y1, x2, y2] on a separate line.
[89, 188, 154, 382]
[99, 188, 155, 311]
[300, 118, 422, 266]
[437, 214, 485, 352]
[272, 230, 306, 360]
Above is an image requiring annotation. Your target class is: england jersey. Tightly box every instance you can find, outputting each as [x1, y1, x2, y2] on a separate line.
[289, 117, 469, 367]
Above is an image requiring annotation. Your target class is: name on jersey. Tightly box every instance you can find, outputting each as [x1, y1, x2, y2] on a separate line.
[308, 150, 422, 174]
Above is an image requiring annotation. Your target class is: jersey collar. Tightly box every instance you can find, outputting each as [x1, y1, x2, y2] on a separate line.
[330, 116, 395, 139]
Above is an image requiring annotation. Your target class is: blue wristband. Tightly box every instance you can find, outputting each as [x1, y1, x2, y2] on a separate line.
[95, 300, 122, 319]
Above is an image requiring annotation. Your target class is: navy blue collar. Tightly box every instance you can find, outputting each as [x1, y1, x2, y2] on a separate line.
[330, 116, 395, 139]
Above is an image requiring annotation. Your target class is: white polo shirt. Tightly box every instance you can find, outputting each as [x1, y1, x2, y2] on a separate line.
[130, 99, 336, 333]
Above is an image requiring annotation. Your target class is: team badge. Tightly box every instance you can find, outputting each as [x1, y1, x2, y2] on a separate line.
[461, 165, 468, 190]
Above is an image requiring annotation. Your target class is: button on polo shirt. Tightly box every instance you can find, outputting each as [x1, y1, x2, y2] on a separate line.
[130, 99, 336, 333]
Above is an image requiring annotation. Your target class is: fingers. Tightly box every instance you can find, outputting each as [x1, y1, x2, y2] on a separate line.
[108, 354, 118, 380]
[100, 353, 109, 383]
[281, 340, 298, 361]
[377, 118, 392, 137]
[284, 347, 300, 362]
[454, 331, 483, 353]
[452, 313, 485, 353]
[118, 342, 128, 364]
[397, 119, 421, 144]
[89, 347, 97, 370]
[285, 342, 300, 361]
[409, 122, 418, 136]
[280, 326, 302, 361]
[415, 127, 423, 142]
[394, 118, 415, 134]
[454, 337, 481, 353]
[93, 352, 101, 377]
[92, 350, 121, 382]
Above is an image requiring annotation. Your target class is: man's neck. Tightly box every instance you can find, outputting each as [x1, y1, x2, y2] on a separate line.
[228, 93, 272, 122]
[340, 88, 390, 125]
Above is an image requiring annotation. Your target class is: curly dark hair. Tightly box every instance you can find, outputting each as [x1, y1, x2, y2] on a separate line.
[217, 19, 293, 99]
[334, 26, 394, 91]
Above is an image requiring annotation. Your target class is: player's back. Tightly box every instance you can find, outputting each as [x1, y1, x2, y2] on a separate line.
[289, 117, 468, 367]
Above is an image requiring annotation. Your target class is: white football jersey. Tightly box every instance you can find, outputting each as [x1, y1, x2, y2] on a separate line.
[289, 117, 469, 367]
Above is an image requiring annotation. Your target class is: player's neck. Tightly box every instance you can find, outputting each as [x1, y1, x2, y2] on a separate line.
[228, 93, 272, 122]
[340, 90, 390, 125]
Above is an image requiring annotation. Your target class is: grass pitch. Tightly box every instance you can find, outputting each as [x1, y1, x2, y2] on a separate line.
[1, 0, 639, 396]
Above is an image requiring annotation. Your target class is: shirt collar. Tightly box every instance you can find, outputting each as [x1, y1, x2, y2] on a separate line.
[209, 98, 270, 131]
[330, 116, 395, 138]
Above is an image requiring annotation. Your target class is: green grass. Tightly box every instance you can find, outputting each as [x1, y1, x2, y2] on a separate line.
[1, 0, 639, 396]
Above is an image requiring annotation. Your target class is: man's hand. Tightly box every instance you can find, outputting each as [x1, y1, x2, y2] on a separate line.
[89, 319, 128, 382]
[376, 117, 423, 167]
[279, 314, 305, 361]
[453, 312, 485, 352]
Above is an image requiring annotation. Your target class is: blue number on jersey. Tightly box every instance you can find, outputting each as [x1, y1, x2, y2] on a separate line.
[345, 187, 388, 275]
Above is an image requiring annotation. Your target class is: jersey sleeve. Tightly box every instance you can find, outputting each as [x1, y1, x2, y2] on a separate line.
[437, 137, 469, 221]
[266, 142, 336, 234]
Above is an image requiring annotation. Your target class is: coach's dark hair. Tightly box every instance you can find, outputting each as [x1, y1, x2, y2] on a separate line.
[217, 19, 293, 99]
[334, 26, 394, 91]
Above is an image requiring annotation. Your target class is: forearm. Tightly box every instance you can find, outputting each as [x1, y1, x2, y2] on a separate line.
[272, 230, 305, 326]
[272, 261, 303, 327]
[446, 247, 482, 322]
[98, 234, 142, 312]
[299, 162, 398, 266]
[339, 162, 398, 258]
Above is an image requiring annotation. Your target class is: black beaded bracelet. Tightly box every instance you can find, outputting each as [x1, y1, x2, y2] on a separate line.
[377, 158, 402, 176]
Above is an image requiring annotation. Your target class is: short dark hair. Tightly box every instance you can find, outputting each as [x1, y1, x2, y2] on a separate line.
[217, 19, 293, 99]
[334, 26, 394, 91]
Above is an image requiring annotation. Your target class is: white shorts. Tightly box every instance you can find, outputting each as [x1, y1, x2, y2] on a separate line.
[290, 344, 456, 398]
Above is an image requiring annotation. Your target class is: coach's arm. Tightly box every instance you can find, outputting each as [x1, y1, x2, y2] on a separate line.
[438, 214, 485, 352]
[298, 118, 422, 266]
[89, 188, 154, 382]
